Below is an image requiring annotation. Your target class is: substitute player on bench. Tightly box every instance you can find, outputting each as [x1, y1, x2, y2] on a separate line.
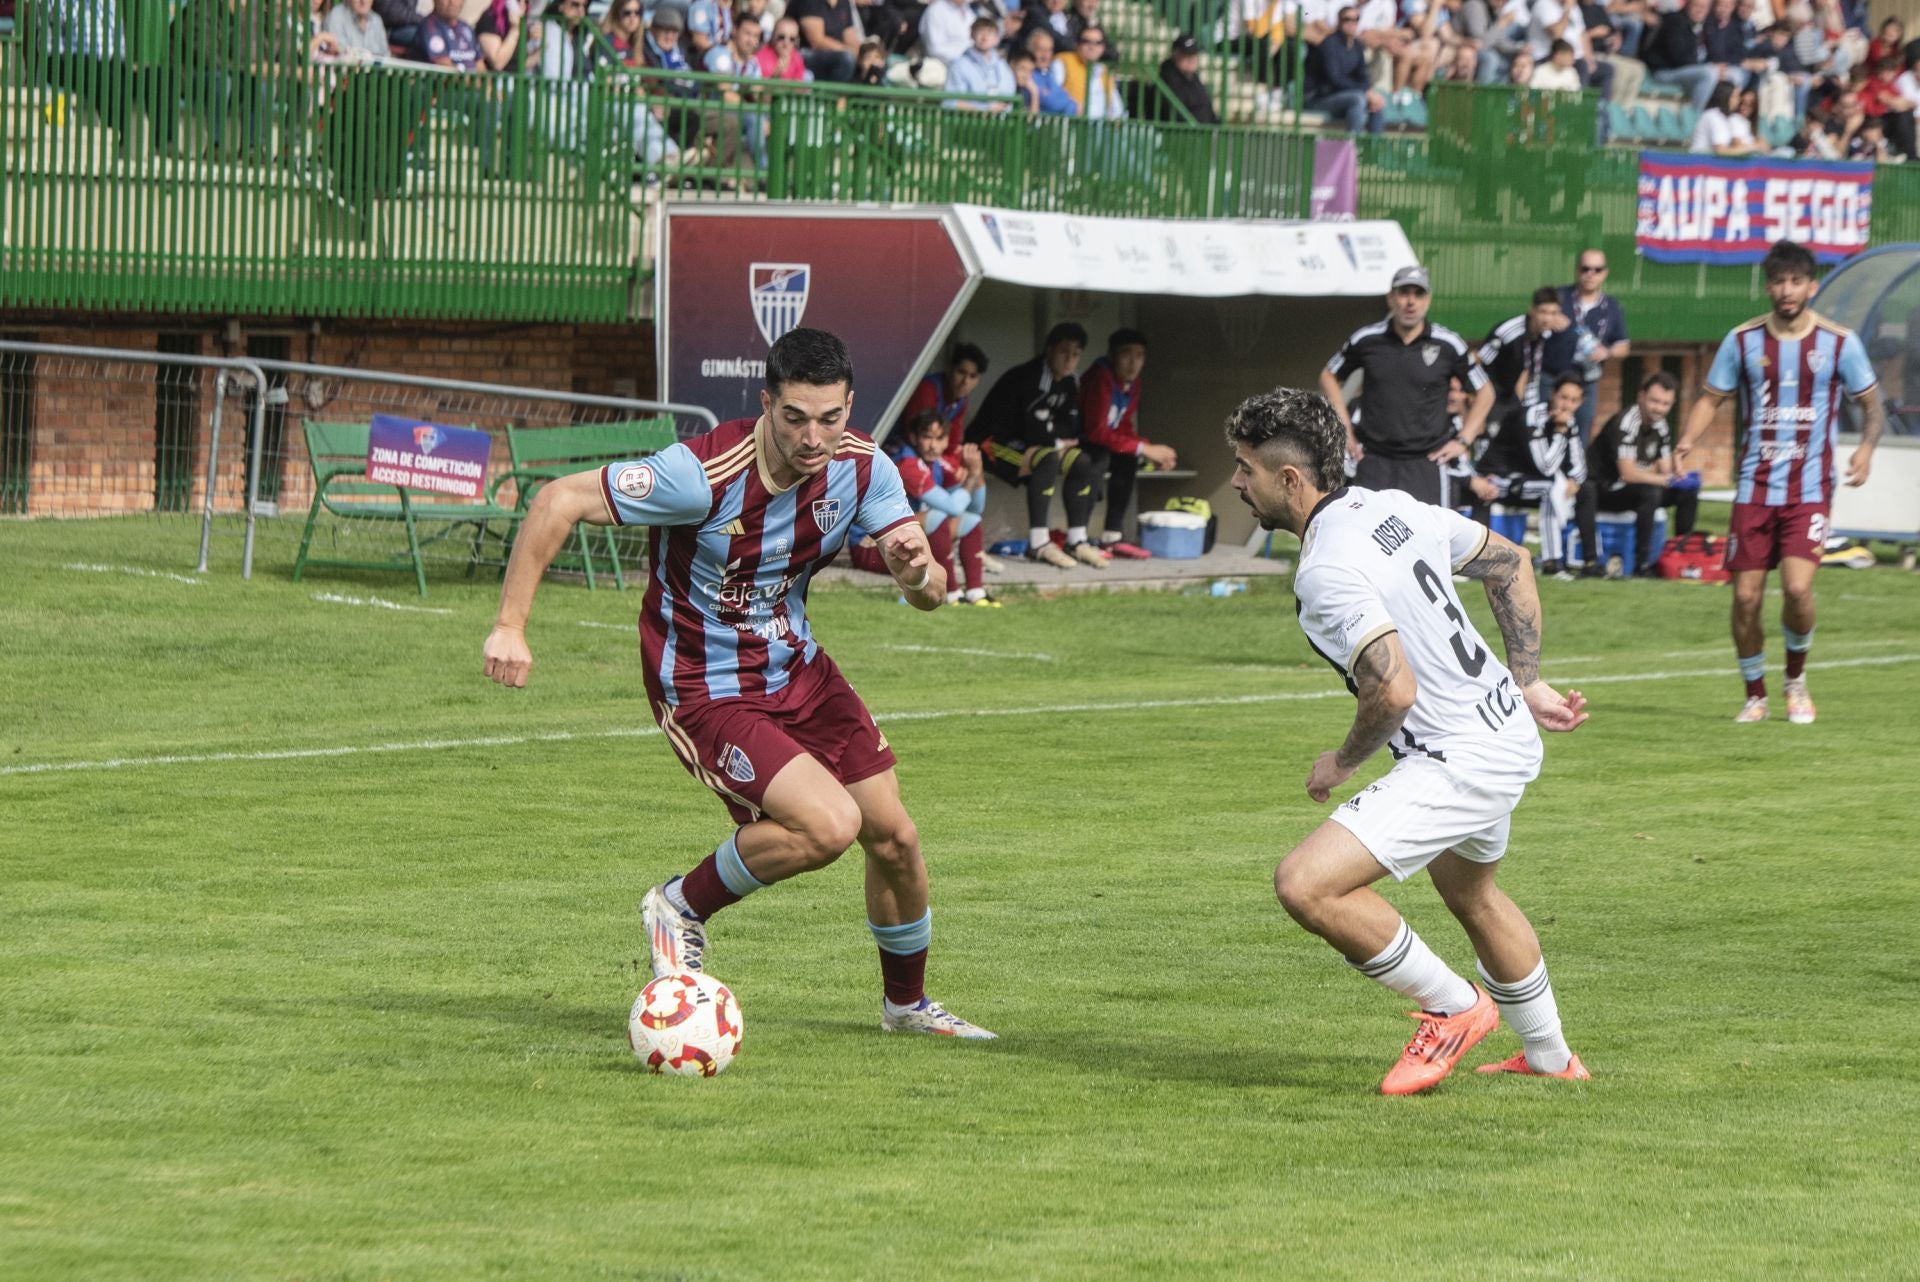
[1227, 387, 1590, 1095]
[1675, 240, 1886, 725]
[481, 328, 994, 1040]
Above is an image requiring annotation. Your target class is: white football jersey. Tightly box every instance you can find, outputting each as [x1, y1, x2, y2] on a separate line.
[1294, 486, 1543, 774]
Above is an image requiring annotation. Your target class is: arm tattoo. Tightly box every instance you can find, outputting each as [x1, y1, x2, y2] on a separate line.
[1336, 635, 1412, 771]
[1858, 388, 1887, 450]
[1456, 538, 1542, 686]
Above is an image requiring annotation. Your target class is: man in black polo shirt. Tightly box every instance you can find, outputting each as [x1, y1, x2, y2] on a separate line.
[1319, 264, 1492, 506]
[1574, 370, 1698, 577]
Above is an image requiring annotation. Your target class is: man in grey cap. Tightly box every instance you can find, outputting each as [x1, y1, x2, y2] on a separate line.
[1318, 265, 1494, 506]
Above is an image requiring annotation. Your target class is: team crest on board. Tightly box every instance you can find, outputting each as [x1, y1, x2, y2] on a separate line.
[614, 464, 655, 499]
[1808, 350, 1830, 374]
[412, 425, 444, 454]
[722, 743, 756, 783]
[1422, 343, 1440, 366]
[812, 498, 843, 534]
[749, 263, 810, 347]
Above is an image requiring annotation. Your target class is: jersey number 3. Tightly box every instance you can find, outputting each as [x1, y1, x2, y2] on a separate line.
[1413, 558, 1488, 678]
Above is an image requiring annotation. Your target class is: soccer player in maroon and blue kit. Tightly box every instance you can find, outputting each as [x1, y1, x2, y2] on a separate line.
[1676, 241, 1887, 725]
[482, 329, 994, 1039]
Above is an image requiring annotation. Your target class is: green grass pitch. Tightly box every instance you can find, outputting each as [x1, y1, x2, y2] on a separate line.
[4, 519, 1918, 1280]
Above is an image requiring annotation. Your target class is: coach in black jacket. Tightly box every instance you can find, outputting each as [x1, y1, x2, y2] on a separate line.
[1157, 34, 1219, 123]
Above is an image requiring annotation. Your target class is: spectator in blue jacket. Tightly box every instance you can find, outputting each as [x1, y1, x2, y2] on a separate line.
[1022, 28, 1080, 113]
[947, 16, 1016, 107]
[1306, 6, 1386, 132]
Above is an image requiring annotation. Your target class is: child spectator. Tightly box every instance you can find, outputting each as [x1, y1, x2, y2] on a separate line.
[895, 413, 995, 606]
[1861, 52, 1917, 156]
[1531, 36, 1584, 87]
[854, 35, 887, 84]
[1080, 328, 1176, 558]
[898, 345, 991, 596]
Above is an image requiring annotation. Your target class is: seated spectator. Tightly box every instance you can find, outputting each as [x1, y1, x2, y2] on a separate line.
[1691, 77, 1764, 149]
[1307, 7, 1387, 132]
[1023, 30, 1080, 113]
[854, 35, 887, 83]
[1861, 52, 1917, 157]
[790, 0, 861, 81]
[1474, 0, 1534, 81]
[1443, 37, 1481, 79]
[1066, 0, 1120, 62]
[686, 0, 735, 65]
[325, 0, 391, 61]
[408, 0, 481, 69]
[1354, 0, 1428, 96]
[861, 0, 924, 55]
[1009, 44, 1044, 111]
[1749, 20, 1817, 120]
[1080, 328, 1175, 558]
[1020, 0, 1076, 48]
[1848, 111, 1890, 159]
[1575, 371, 1698, 577]
[1867, 13, 1902, 67]
[756, 15, 812, 79]
[1158, 33, 1221, 122]
[1528, 0, 1615, 100]
[966, 323, 1110, 569]
[601, 0, 645, 59]
[1057, 25, 1127, 117]
[374, 0, 426, 51]
[1812, 0, 1864, 78]
[1702, 0, 1750, 84]
[1645, 0, 1721, 111]
[898, 344, 992, 599]
[1787, 2, 1833, 77]
[1594, 0, 1648, 58]
[1531, 35, 1584, 86]
[645, 6, 748, 177]
[472, 0, 525, 71]
[704, 8, 768, 168]
[921, 0, 975, 66]
[1584, 0, 1648, 102]
[1506, 46, 1535, 80]
[946, 16, 1016, 107]
[1475, 372, 1592, 578]
[892, 412, 994, 606]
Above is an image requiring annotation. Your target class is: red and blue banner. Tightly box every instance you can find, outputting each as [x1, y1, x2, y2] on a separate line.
[1635, 153, 1874, 265]
[365, 414, 491, 499]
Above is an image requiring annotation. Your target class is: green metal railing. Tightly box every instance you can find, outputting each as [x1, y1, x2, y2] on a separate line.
[1, 0, 638, 321]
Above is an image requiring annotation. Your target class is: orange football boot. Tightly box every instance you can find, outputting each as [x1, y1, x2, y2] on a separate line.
[1380, 986, 1500, 1096]
[1475, 1051, 1591, 1080]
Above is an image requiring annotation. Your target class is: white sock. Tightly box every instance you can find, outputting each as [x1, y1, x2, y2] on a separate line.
[1352, 920, 1478, 1015]
[965, 587, 987, 603]
[944, 589, 963, 604]
[663, 876, 695, 918]
[1477, 957, 1571, 1073]
[1067, 525, 1088, 545]
[883, 996, 928, 1016]
[1028, 526, 1050, 549]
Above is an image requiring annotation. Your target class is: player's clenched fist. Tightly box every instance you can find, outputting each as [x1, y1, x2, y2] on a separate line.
[881, 525, 931, 577]
[483, 624, 533, 688]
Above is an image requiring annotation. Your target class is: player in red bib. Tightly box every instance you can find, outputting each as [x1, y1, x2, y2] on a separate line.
[482, 329, 995, 1040]
[1676, 241, 1888, 725]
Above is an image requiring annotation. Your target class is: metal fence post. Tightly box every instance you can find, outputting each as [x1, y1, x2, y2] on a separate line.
[197, 373, 229, 575]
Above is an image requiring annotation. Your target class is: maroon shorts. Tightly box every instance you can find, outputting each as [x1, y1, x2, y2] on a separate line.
[652, 653, 896, 825]
[1725, 501, 1830, 573]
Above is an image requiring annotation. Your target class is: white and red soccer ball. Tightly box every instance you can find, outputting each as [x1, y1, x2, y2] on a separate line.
[628, 972, 743, 1077]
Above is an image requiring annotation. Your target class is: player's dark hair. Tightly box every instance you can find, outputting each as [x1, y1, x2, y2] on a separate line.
[1762, 240, 1818, 281]
[1551, 370, 1586, 395]
[904, 409, 944, 440]
[1223, 388, 1345, 492]
[1008, 45, 1035, 64]
[1530, 285, 1560, 308]
[1108, 327, 1148, 354]
[1640, 370, 1680, 395]
[766, 327, 854, 394]
[1044, 321, 1088, 350]
[951, 341, 989, 374]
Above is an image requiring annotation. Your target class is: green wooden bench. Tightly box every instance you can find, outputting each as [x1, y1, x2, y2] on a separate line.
[293, 420, 523, 598]
[494, 418, 680, 591]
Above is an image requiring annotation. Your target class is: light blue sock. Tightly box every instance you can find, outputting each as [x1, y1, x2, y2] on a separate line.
[1784, 627, 1813, 653]
[1738, 652, 1766, 683]
[868, 910, 932, 955]
[714, 831, 768, 899]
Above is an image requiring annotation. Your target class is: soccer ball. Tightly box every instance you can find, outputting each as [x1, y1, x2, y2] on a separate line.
[628, 972, 743, 1077]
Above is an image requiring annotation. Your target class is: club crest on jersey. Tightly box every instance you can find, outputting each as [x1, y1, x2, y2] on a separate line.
[412, 425, 444, 454]
[721, 743, 755, 783]
[811, 498, 843, 534]
[1422, 343, 1440, 366]
[1808, 349, 1830, 374]
[750, 263, 810, 347]
[613, 464, 655, 499]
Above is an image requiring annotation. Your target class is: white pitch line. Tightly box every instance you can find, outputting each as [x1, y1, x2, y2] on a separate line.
[63, 562, 202, 586]
[6, 653, 1917, 779]
[877, 643, 1056, 662]
[578, 621, 636, 632]
[312, 592, 454, 615]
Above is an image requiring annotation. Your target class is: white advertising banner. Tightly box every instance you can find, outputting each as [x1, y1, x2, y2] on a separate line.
[950, 205, 1416, 298]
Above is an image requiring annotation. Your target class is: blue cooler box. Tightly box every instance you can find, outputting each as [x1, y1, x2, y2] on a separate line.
[1137, 511, 1206, 559]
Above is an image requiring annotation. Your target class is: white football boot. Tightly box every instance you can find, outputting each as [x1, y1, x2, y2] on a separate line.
[640, 883, 706, 977]
[880, 998, 997, 1040]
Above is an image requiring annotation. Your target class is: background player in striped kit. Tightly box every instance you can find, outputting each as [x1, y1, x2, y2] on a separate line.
[1675, 241, 1887, 725]
[1227, 386, 1591, 1095]
[481, 328, 995, 1040]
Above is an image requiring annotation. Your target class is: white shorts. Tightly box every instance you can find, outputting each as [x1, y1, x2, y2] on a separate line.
[1329, 753, 1531, 882]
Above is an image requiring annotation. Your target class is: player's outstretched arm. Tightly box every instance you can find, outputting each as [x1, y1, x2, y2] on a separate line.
[483, 470, 613, 688]
[1307, 632, 1417, 802]
[1456, 531, 1589, 733]
[879, 521, 948, 612]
